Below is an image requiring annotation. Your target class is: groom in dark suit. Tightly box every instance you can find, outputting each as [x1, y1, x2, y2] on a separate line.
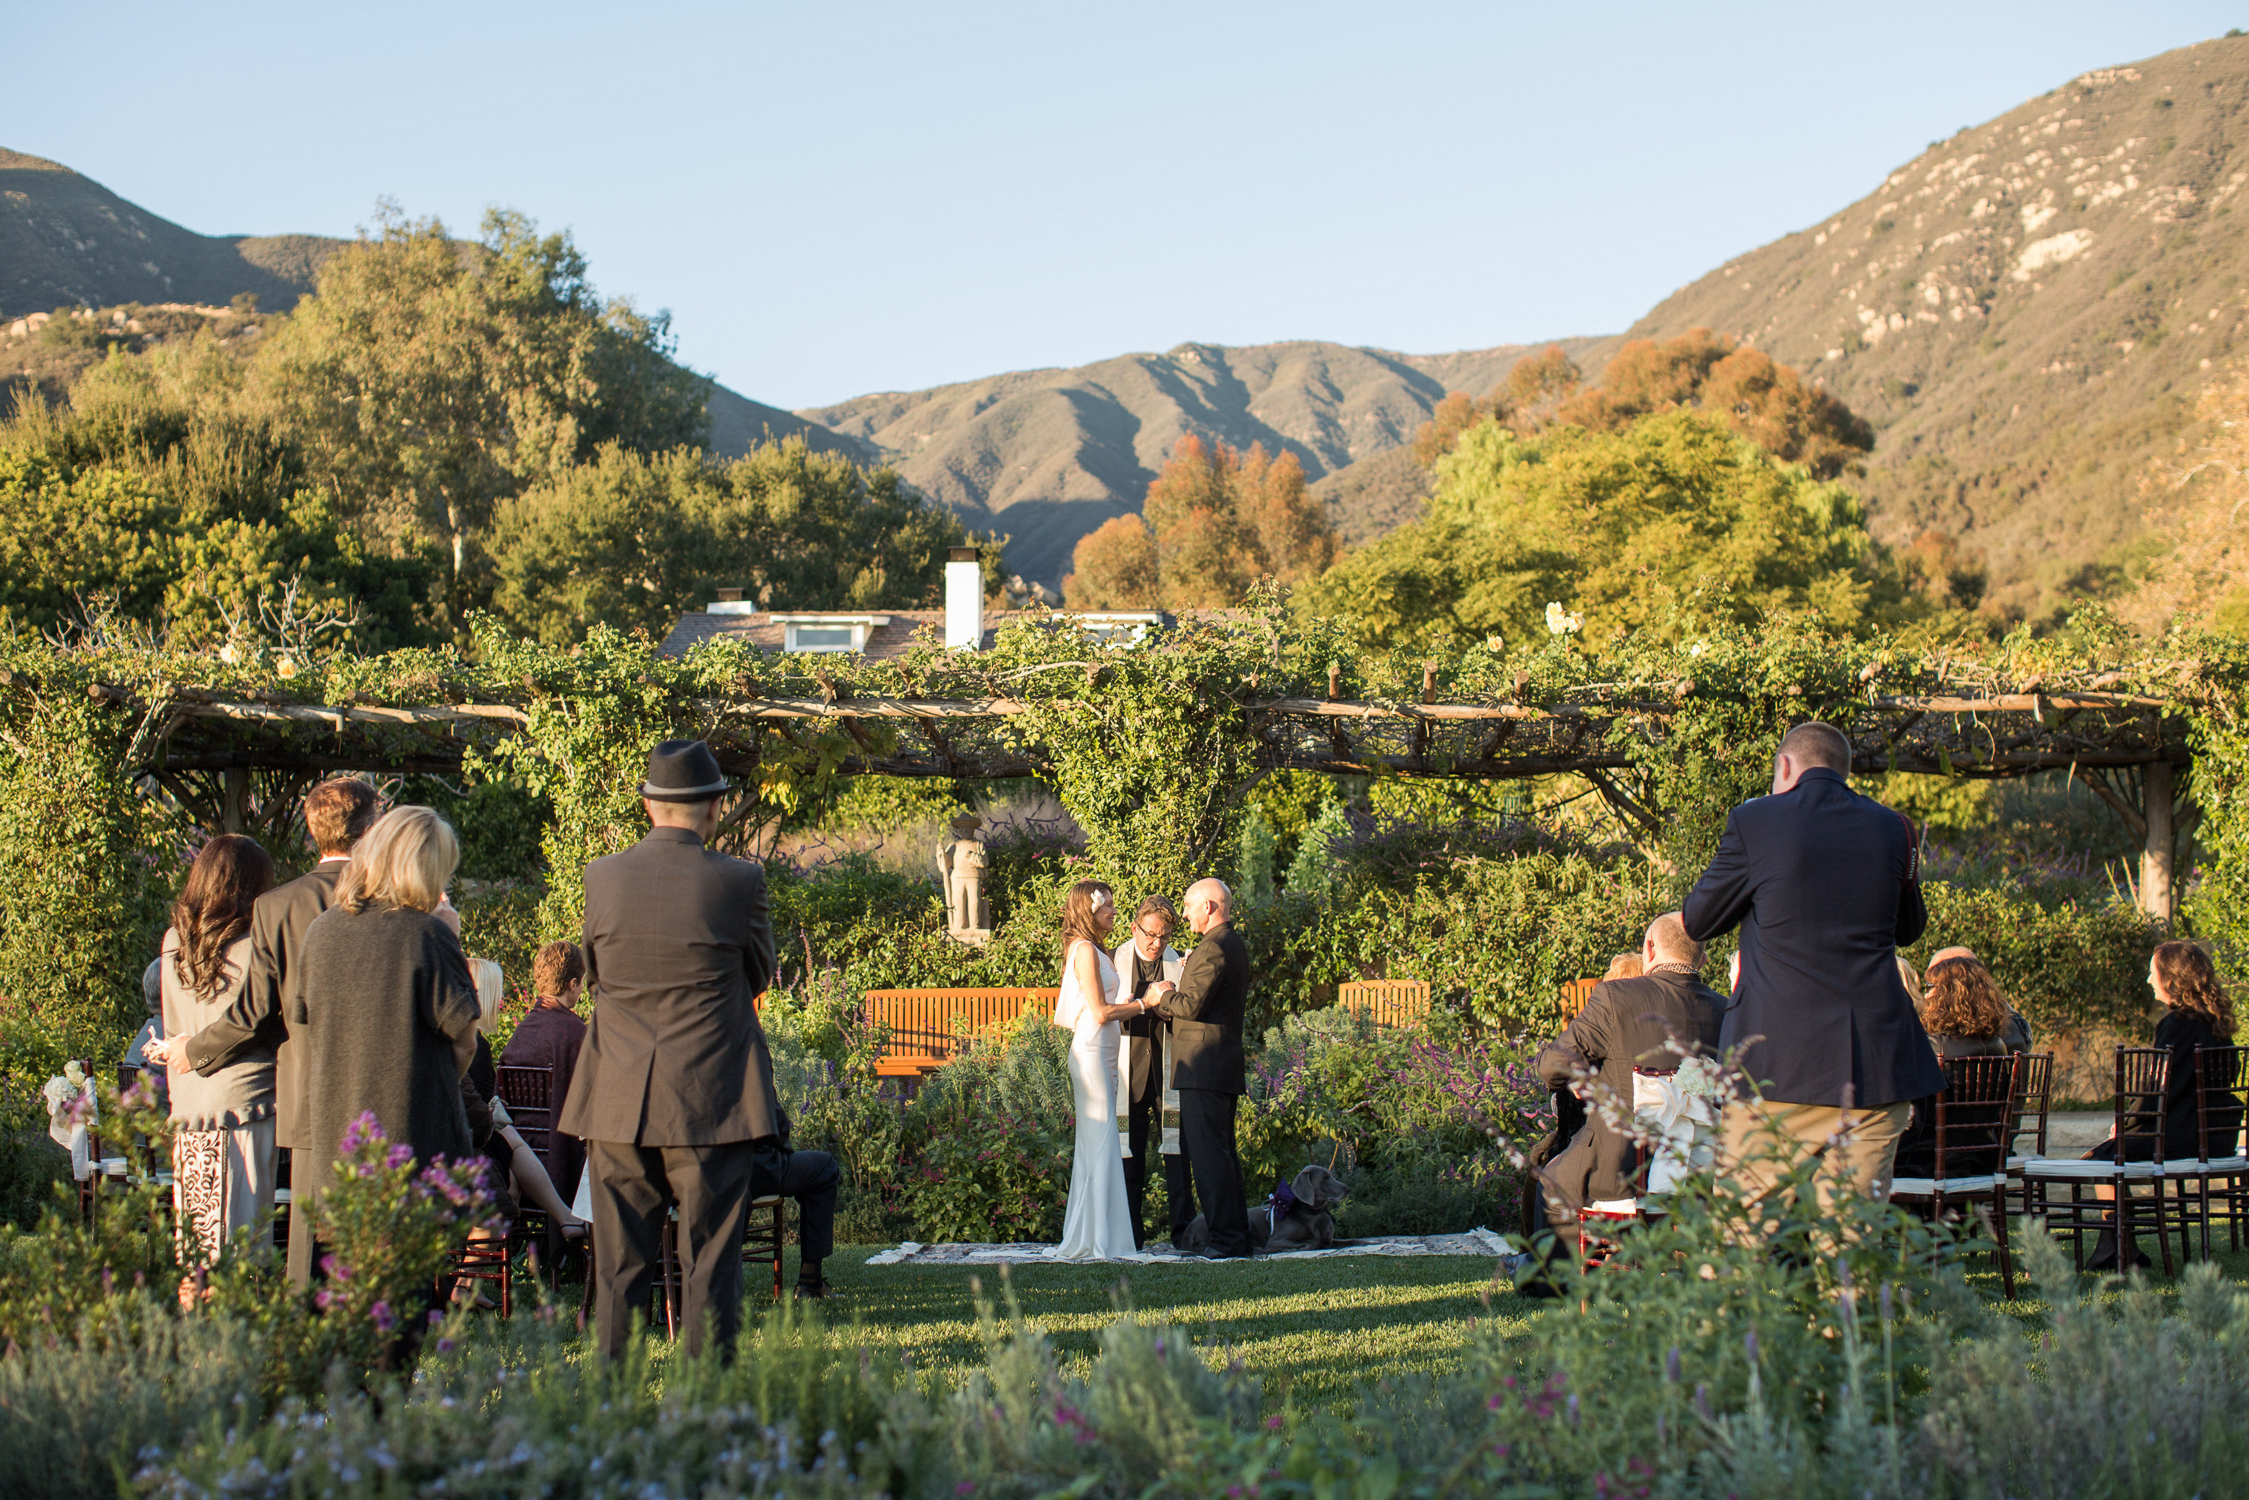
[561, 740, 836, 1361]
[1156, 877, 1251, 1258]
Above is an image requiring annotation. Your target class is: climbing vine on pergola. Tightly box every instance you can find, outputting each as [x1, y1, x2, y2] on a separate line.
[2, 599, 2240, 1055]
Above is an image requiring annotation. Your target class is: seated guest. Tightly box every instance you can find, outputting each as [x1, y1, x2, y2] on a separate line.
[499, 941, 589, 1203]
[1925, 946, 2032, 1050]
[1531, 913, 1727, 1254]
[1602, 952, 1644, 982]
[2082, 940, 2240, 1270]
[1891, 953, 2028, 1178]
[126, 959, 169, 1109]
[1895, 955, 1922, 1007]
[292, 807, 482, 1232]
[161, 834, 279, 1278]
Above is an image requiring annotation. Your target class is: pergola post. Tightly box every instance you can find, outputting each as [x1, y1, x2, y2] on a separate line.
[2142, 759, 2174, 926]
[221, 765, 249, 836]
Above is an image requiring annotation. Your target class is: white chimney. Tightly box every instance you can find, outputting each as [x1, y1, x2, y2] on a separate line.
[944, 546, 983, 651]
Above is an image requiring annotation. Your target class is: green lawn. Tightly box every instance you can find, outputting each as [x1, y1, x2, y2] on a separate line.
[787, 1246, 1536, 1411]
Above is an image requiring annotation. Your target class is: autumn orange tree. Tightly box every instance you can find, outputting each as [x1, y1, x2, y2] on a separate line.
[1555, 329, 1872, 479]
[1065, 436, 1337, 608]
[1412, 344, 1583, 463]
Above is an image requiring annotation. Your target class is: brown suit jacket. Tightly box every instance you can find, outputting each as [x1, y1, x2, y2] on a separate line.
[181, 859, 346, 1150]
[1532, 967, 1727, 1208]
[558, 827, 781, 1147]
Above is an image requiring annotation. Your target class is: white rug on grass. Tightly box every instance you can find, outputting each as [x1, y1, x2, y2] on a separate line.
[863, 1227, 1514, 1266]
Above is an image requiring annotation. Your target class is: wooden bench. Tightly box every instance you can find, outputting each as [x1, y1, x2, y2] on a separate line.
[858, 988, 1052, 1078]
[1338, 979, 1430, 1028]
[1558, 977, 1600, 1019]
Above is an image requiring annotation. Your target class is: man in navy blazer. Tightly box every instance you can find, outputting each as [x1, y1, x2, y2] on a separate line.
[1683, 721, 1944, 1207]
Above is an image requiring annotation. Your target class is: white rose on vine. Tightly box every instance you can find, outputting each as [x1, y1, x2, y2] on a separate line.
[1544, 602, 1583, 636]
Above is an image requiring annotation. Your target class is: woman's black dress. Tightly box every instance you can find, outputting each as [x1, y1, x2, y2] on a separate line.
[2082, 1009, 2233, 1164]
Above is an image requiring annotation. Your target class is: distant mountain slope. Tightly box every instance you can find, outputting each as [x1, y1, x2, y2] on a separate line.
[704, 381, 872, 464]
[799, 337, 1608, 584]
[1618, 35, 2249, 619]
[0, 148, 344, 315]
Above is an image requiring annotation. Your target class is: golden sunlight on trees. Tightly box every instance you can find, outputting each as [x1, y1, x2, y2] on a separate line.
[1410, 345, 1583, 465]
[1304, 410, 1938, 652]
[1065, 436, 1337, 609]
[1556, 329, 1872, 479]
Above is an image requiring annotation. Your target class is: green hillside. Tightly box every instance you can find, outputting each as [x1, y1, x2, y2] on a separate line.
[799, 338, 1608, 584]
[1616, 35, 2249, 622]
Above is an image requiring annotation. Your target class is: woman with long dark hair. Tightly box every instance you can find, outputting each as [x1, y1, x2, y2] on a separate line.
[160, 833, 278, 1275]
[2083, 939, 2238, 1269]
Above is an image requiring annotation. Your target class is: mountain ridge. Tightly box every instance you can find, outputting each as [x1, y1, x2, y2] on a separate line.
[799, 336, 1611, 583]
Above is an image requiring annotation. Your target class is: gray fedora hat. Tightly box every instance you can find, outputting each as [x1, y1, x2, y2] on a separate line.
[641, 739, 731, 801]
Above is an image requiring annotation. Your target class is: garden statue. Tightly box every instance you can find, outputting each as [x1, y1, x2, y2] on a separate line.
[938, 812, 993, 944]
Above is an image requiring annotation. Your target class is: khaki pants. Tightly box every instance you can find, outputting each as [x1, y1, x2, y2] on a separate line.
[1719, 1097, 1913, 1213]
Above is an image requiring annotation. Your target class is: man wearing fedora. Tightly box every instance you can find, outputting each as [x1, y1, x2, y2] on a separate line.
[561, 739, 837, 1360]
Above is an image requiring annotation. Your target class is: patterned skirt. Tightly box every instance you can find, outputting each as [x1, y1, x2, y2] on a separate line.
[171, 1118, 277, 1267]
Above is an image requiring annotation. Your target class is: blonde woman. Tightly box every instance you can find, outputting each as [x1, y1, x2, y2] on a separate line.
[291, 806, 483, 1218]
[1054, 880, 1158, 1260]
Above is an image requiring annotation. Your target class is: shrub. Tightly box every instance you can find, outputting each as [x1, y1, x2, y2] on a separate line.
[1911, 881, 2160, 1039]
[899, 1015, 1074, 1243]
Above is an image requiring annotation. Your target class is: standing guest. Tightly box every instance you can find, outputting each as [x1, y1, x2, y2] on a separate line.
[499, 941, 590, 1203]
[1116, 896, 1187, 1251]
[1684, 722, 1944, 1209]
[563, 740, 836, 1361]
[144, 777, 382, 1284]
[159, 835, 279, 1278]
[1532, 914, 1727, 1252]
[290, 807, 482, 1230]
[2080, 940, 2239, 1270]
[1153, 878, 1251, 1259]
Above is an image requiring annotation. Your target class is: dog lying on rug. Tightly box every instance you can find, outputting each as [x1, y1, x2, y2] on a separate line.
[1178, 1164, 1349, 1254]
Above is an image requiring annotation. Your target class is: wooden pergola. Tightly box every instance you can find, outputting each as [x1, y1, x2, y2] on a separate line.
[98, 679, 2196, 921]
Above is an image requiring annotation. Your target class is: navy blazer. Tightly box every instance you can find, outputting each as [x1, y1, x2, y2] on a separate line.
[1683, 768, 1945, 1108]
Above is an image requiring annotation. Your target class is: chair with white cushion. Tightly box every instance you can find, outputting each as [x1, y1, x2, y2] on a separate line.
[2000, 1053, 2054, 1220]
[1890, 1052, 2022, 1297]
[2022, 1047, 2177, 1276]
[2173, 1045, 2247, 1262]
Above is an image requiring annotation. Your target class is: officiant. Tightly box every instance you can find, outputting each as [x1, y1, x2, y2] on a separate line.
[1117, 895, 1188, 1251]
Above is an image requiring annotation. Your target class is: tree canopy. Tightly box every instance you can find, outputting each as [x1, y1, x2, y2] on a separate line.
[251, 209, 709, 618]
[1066, 436, 1337, 609]
[488, 437, 981, 645]
[1304, 409, 1930, 651]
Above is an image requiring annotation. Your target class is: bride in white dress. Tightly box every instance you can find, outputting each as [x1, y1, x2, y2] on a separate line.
[1053, 880, 1159, 1260]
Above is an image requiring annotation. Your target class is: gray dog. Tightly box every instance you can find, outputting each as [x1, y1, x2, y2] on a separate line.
[1179, 1164, 1349, 1255]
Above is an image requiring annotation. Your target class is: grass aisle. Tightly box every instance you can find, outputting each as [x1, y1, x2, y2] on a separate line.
[812, 1245, 1536, 1410]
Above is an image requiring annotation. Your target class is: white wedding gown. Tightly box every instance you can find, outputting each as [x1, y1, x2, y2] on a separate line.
[1054, 940, 1140, 1260]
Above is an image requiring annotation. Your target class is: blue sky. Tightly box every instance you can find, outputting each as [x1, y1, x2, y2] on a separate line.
[6, 3, 2241, 407]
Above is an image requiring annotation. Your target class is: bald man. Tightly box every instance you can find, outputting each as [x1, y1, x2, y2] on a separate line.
[1684, 721, 1943, 1211]
[1531, 913, 1726, 1255]
[1155, 878, 1252, 1257]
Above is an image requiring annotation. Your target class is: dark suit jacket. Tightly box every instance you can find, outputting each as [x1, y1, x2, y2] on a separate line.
[558, 827, 781, 1147]
[1157, 922, 1248, 1095]
[181, 859, 347, 1150]
[1533, 967, 1727, 1207]
[291, 903, 481, 1198]
[1684, 768, 1944, 1108]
